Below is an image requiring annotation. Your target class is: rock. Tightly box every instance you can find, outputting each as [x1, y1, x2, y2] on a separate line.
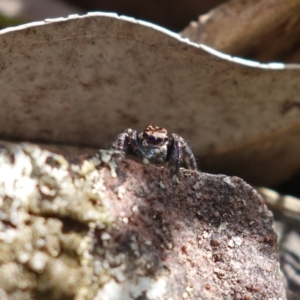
[0, 142, 286, 299]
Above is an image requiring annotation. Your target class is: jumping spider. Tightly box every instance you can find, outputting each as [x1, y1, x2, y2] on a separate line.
[111, 125, 198, 176]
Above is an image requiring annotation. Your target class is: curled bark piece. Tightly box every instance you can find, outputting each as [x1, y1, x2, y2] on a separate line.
[258, 187, 300, 219]
[0, 142, 286, 299]
[181, 0, 300, 62]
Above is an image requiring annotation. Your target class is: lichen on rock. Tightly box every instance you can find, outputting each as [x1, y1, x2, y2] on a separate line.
[0, 142, 286, 299]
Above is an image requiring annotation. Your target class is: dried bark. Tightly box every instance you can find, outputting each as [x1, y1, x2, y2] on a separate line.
[181, 0, 300, 62]
[0, 142, 286, 299]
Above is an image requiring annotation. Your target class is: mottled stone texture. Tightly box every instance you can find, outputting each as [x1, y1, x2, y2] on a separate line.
[0, 142, 286, 299]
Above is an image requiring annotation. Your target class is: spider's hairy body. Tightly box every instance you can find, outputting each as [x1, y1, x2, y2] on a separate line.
[111, 125, 198, 176]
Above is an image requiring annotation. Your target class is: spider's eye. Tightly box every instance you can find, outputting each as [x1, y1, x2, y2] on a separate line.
[148, 135, 155, 142]
[143, 132, 148, 138]
[156, 137, 163, 143]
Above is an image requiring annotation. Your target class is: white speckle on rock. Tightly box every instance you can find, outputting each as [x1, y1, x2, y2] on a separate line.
[202, 231, 212, 239]
[117, 186, 126, 199]
[97, 276, 167, 300]
[131, 205, 139, 213]
[218, 222, 228, 232]
[186, 284, 193, 296]
[166, 242, 173, 250]
[232, 236, 243, 246]
[130, 242, 138, 251]
[230, 260, 242, 271]
[83, 210, 102, 221]
[143, 158, 150, 165]
[159, 181, 166, 189]
[213, 267, 227, 278]
[143, 277, 167, 299]
[192, 181, 203, 190]
[228, 236, 243, 248]
[130, 235, 137, 242]
[0, 229, 16, 243]
[144, 240, 152, 246]
[36, 238, 46, 248]
[17, 251, 31, 264]
[101, 233, 111, 240]
[24, 242, 33, 252]
[228, 239, 235, 248]
[28, 251, 48, 273]
[224, 176, 235, 187]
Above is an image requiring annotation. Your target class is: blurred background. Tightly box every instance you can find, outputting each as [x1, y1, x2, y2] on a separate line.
[0, 0, 225, 31]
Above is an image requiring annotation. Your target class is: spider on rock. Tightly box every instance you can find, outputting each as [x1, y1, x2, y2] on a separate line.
[111, 125, 198, 176]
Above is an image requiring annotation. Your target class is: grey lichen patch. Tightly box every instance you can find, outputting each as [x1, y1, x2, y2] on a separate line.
[192, 180, 203, 190]
[0, 142, 174, 300]
[0, 142, 119, 299]
[96, 149, 121, 178]
[72, 159, 97, 177]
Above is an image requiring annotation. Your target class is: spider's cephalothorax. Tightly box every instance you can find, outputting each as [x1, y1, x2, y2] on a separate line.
[111, 125, 198, 175]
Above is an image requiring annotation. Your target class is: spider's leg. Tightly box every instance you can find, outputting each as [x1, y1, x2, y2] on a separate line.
[127, 130, 147, 159]
[169, 134, 198, 174]
[168, 134, 182, 175]
[180, 139, 198, 171]
[111, 131, 130, 152]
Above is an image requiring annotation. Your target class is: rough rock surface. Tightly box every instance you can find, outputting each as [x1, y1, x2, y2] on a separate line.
[0, 142, 286, 299]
